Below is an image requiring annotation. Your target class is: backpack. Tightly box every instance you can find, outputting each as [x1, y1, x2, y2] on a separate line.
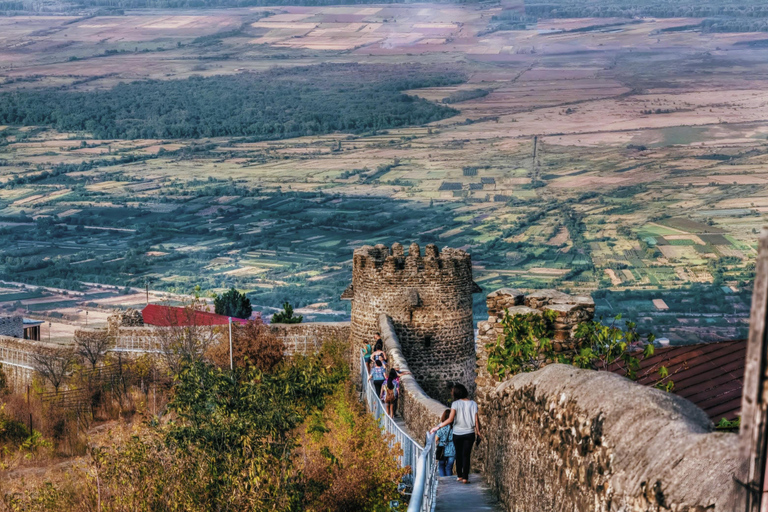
[384, 386, 397, 404]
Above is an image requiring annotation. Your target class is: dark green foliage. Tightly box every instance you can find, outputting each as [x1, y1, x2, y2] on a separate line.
[442, 89, 490, 104]
[271, 302, 302, 324]
[0, 64, 463, 140]
[0, 407, 29, 444]
[167, 355, 342, 458]
[214, 287, 252, 319]
[524, 0, 768, 33]
[486, 309, 558, 379]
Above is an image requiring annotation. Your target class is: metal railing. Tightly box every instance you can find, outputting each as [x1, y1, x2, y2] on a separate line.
[360, 352, 438, 512]
[277, 335, 320, 356]
[0, 345, 34, 370]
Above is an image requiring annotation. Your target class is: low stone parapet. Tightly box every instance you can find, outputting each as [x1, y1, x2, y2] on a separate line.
[270, 321, 350, 357]
[478, 364, 742, 511]
[379, 314, 446, 444]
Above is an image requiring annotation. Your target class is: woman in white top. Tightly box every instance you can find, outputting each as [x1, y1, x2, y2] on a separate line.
[430, 383, 481, 484]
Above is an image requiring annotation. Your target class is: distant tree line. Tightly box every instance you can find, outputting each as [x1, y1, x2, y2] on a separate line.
[524, 0, 768, 32]
[0, 64, 463, 140]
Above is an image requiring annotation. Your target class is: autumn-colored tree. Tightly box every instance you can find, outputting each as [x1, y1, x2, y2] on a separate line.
[299, 383, 407, 512]
[207, 320, 285, 372]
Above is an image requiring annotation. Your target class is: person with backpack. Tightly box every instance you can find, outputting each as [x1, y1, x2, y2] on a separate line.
[371, 339, 387, 367]
[384, 368, 410, 418]
[381, 382, 397, 417]
[436, 409, 456, 477]
[430, 383, 481, 484]
[368, 359, 387, 398]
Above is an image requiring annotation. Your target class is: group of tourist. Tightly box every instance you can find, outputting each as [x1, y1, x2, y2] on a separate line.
[365, 333, 410, 418]
[364, 334, 482, 483]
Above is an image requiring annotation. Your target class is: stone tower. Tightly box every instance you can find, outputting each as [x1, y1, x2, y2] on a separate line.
[343, 242, 480, 402]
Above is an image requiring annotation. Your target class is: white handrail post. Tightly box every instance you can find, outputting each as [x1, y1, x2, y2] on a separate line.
[228, 317, 233, 371]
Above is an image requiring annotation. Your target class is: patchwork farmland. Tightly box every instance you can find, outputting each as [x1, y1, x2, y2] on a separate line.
[1, 3, 767, 342]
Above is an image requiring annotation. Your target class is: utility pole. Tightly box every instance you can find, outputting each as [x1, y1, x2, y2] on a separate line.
[229, 317, 233, 371]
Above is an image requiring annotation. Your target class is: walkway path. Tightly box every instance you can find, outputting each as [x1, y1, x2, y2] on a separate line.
[434, 475, 501, 512]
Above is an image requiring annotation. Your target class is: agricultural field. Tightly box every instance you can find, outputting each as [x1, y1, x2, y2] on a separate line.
[1, 3, 768, 342]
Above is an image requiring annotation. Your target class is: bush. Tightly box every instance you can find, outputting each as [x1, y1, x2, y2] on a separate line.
[299, 383, 407, 512]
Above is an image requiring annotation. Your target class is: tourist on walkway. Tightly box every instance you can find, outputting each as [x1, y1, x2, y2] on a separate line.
[382, 382, 397, 417]
[371, 339, 387, 367]
[430, 383, 481, 484]
[436, 409, 456, 477]
[369, 359, 387, 398]
[382, 368, 410, 417]
[363, 341, 373, 371]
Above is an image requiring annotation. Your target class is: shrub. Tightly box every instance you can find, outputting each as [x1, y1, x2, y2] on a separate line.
[299, 383, 407, 512]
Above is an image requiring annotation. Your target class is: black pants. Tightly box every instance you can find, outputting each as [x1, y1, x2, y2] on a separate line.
[453, 433, 475, 480]
[373, 380, 385, 399]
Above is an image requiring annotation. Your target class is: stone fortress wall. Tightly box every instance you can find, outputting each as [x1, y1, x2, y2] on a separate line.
[475, 288, 596, 398]
[0, 316, 23, 339]
[474, 288, 743, 511]
[0, 336, 61, 391]
[346, 242, 480, 403]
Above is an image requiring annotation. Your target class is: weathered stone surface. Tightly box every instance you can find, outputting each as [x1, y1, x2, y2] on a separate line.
[269, 322, 351, 357]
[347, 243, 479, 402]
[476, 364, 743, 512]
[0, 336, 61, 391]
[379, 315, 446, 441]
[0, 316, 23, 338]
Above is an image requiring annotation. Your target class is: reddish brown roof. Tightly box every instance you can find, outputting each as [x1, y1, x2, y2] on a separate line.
[142, 304, 249, 327]
[609, 339, 746, 422]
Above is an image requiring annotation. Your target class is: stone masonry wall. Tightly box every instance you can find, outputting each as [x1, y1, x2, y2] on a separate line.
[269, 322, 351, 357]
[0, 316, 23, 339]
[348, 243, 478, 403]
[379, 314, 446, 442]
[0, 336, 60, 391]
[477, 364, 744, 512]
[476, 288, 595, 400]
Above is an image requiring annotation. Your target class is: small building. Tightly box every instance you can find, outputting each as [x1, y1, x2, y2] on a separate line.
[23, 318, 42, 341]
[141, 304, 249, 327]
[652, 298, 669, 310]
[0, 315, 43, 340]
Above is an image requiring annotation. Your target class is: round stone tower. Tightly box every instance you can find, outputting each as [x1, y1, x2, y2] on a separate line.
[345, 242, 480, 402]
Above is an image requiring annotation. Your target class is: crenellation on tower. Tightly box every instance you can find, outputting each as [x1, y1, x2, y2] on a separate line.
[345, 242, 480, 402]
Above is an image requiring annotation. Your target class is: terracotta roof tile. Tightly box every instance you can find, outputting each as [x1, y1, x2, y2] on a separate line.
[609, 339, 746, 422]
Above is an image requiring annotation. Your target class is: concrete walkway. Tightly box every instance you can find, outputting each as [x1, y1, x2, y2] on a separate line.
[434, 475, 501, 512]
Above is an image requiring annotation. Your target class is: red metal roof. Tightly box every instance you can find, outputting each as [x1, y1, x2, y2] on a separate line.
[141, 304, 248, 327]
[609, 339, 746, 422]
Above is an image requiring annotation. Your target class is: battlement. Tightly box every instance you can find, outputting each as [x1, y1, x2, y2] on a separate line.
[348, 241, 478, 401]
[352, 242, 471, 275]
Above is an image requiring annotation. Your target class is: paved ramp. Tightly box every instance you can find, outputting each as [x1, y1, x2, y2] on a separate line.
[434, 475, 501, 512]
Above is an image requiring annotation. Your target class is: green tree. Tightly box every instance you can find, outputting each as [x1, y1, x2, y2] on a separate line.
[271, 302, 302, 324]
[214, 287, 252, 319]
